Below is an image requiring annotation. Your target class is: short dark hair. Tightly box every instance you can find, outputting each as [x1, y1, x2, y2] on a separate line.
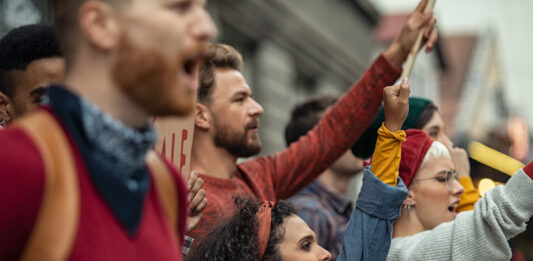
[284, 95, 338, 146]
[198, 43, 243, 103]
[189, 198, 298, 261]
[0, 24, 61, 98]
[52, 0, 128, 62]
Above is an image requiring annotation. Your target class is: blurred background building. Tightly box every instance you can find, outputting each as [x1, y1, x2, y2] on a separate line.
[0, 0, 49, 35]
[371, 1, 533, 257]
[1, 0, 532, 258]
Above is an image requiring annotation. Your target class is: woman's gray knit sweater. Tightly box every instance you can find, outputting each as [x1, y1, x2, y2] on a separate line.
[387, 169, 533, 261]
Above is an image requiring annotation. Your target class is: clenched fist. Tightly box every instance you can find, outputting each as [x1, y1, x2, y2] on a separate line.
[383, 78, 410, 132]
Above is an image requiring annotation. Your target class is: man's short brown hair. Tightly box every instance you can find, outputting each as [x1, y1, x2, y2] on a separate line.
[198, 43, 243, 103]
[52, 0, 128, 63]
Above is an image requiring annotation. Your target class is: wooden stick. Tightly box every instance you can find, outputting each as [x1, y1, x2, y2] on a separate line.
[401, 0, 437, 79]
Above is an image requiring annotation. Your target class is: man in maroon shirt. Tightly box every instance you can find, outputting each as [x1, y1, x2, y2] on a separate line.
[189, 0, 439, 246]
[0, 0, 216, 260]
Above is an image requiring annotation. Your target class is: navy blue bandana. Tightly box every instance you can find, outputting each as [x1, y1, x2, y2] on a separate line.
[46, 85, 156, 235]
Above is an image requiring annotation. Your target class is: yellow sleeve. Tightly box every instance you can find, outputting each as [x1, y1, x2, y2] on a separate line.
[370, 123, 406, 187]
[456, 177, 480, 212]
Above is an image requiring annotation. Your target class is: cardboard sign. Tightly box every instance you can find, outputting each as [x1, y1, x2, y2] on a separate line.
[154, 113, 195, 178]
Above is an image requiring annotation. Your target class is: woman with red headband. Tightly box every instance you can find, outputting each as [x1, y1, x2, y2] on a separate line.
[352, 97, 479, 213]
[189, 79, 414, 261]
[386, 130, 533, 260]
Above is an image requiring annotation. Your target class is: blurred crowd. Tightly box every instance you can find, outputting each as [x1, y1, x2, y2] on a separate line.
[0, 0, 531, 261]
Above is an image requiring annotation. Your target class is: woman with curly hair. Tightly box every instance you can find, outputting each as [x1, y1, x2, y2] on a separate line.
[189, 79, 413, 261]
[188, 198, 325, 261]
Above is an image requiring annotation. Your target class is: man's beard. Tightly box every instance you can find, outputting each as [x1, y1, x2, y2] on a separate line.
[112, 32, 190, 116]
[213, 118, 262, 158]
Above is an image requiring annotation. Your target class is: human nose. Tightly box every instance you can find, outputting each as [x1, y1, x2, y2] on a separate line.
[449, 178, 464, 196]
[191, 8, 218, 41]
[319, 246, 332, 261]
[249, 98, 264, 117]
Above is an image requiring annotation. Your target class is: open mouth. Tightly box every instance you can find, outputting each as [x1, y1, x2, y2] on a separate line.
[447, 201, 459, 213]
[183, 59, 196, 75]
[180, 54, 204, 91]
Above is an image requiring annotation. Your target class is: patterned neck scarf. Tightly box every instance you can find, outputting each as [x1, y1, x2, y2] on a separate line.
[46, 85, 156, 235]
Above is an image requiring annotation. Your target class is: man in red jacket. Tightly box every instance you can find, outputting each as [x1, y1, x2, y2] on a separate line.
[0, 0, 216, 260]
[188, 0, 438, 247]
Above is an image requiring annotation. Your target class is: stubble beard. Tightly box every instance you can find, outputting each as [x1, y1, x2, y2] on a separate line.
[112, 31, 187, 116]
[213, 119, 262, 158]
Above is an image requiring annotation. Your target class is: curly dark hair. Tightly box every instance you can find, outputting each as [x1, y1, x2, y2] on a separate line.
[188, 198, 298, 261]
[0, 24, 61, 98]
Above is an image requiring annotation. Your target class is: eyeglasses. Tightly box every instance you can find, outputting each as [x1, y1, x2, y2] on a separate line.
[412, 169, 459, 191]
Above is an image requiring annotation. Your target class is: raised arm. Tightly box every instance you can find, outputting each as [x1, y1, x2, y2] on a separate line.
[387, 163, 533, 261]
[261, 54, 401, 199]
[242, 0, 438, 199]
[337, 78, 411, 261]
[370, 78, 410, 186]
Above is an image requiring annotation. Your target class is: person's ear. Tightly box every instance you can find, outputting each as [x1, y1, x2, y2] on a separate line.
[0, 92, 13, 125]
[403, 190, 416, 208]
[79, 0, 121, 51]
[195, 103, 211, 130]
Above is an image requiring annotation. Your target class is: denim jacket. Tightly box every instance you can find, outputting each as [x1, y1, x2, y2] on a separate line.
[336, 167, 408, 261]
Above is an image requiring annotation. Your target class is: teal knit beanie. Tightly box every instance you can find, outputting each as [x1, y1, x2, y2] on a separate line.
[351, 97, 433, 158]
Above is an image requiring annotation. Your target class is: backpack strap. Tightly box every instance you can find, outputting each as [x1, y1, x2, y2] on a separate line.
[146, 151, 181, 244]
[14, 111, 181, 260]
[14, 110, 80, 261]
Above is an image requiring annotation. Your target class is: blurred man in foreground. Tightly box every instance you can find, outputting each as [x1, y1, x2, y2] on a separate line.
[0, 0, 216, 260]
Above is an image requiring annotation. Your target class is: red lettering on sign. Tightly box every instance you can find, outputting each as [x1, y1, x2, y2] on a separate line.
[161, 137, 167, 159]
[171, 133, 176, 163]
[180, 129, 188, 174]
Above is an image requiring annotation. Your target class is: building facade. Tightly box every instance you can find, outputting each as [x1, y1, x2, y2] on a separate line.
[207, 0, 384, 155]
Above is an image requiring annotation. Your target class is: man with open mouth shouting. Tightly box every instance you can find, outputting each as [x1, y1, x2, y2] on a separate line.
[0, 0, 216, 260]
